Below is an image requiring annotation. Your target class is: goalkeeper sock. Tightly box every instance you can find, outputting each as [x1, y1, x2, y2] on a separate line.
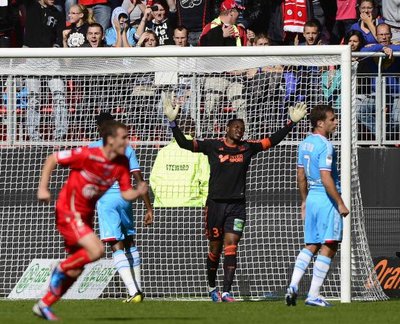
[207, 251, 221, 288]
[60, 248, 92, 272]
[41, 275, 77, 306]
[308, 255, 331, 298]
[222, 245, 237, 293]
[289, 248, 313, 291]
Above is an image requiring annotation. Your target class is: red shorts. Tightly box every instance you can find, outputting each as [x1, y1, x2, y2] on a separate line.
[56, 208, 94, 253]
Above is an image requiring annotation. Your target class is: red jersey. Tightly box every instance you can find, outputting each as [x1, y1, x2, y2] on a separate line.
[55, 146, 132, 221]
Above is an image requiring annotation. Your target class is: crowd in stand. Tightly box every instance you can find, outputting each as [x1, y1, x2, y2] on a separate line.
[0, 0, 398, 49]
[1, 0, 400, 143]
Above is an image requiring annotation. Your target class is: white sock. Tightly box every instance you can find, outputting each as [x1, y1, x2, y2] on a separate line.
[126, 246, 142, 293]
[112, 249, 138, 296]
[308, 255, 332, 298]
[289, 248, 313, 292]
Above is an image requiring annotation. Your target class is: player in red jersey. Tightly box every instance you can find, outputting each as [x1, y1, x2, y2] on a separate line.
[33, 120, 148, 321]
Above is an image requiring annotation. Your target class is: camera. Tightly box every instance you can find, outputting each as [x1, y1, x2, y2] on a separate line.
[150, 5, 158, 11]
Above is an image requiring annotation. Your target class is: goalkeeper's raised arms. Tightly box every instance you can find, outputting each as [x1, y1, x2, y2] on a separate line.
[162, 91, 180, 122]
[289, 103, 307, 123]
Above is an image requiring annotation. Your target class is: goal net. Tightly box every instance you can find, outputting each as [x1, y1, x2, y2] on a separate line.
[0, 47, 387, 301]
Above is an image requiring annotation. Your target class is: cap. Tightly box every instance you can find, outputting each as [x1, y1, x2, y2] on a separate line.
[95, 112, 114, 126]
[220, 0, 245, 11]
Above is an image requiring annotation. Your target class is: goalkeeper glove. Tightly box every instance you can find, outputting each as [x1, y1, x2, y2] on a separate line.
[162, 91, 180, 122]
[289, 102, 307, 123]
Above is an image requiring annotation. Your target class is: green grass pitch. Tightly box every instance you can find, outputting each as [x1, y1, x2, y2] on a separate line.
[1, 299, 400, 324]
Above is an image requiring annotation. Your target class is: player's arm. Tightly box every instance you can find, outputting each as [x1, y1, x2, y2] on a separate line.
[132, 170, 154, 226]
[262, 103, 308, 149]
[297, 166, 308, 220]
[37, 153, 58, 202]
[163, 91, 196, 151]
[121, 181, 149, 201]
[320, 170, 349, 217]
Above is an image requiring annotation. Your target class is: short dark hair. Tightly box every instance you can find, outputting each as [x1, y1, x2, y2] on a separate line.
[310, 105, 334, 130]
[227, 118, 245, 127]
[304, 19, 321, 32]
[96, 111, 114, 127]
[87, 22, 104, 35]
[174, 25, 188, 34]
[101, 120, 126, 145]
[344, 30, 365, 51]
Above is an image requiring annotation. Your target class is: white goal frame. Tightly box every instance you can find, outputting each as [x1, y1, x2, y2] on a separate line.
[0, 46, 354, 302]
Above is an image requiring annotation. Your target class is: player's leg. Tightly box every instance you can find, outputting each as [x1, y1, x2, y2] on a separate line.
[305, 197, 342, 307]
[120, 200, 143, 302]
[286, 192, 320, 306]
[220, 200, 246, 302]
[34, 229, 103, 320]
[286, 244, 318, 306]
[305, 242, 338, 307]
[123, 236, 143, 303]
[205, 199, 224, 302]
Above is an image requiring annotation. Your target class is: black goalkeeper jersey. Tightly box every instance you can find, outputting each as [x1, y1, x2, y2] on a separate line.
[193, 138, 269, 200]
[171, 120, 295, 201]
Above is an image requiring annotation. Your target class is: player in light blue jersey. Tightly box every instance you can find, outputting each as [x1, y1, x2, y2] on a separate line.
[286, 105, 349, 307]
[89, 112, 153, 303]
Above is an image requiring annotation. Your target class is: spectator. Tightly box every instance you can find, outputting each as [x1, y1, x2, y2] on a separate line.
[135, 0, 177, 45]
[23, 0, 65, 48]
[78, 0, 112, 31]
[253, 32, 269, 46]
[350, 0, 383, 45]
[84, 22, 105, 47]
[311, 0, 335, 44]
[301, 19, 322, 45]
[63, 4, 95, 47]
[105, 6, 137, 47]
[382, 0, 400, 44]
[136, 30, 159, 46]
[22, 0, 67, 141]
[122, 0, 147, 26]
[331, 0, 358, 44]
[173, 25, 188, 47]
[360, 23, 400, 136]
[176, 0, 215, 46]
[345, 29, 366, 53]
[199, 0, 247, 46]
[267, 0, 313, 45]
[0, 0, 19, 47]
[198, 0, 248, 135]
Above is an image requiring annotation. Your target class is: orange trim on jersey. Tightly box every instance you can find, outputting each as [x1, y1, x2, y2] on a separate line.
[208, 251, 221, 262]
[224, 244, 237, 256]
[223, 139, 238, 148]
[260, 138, 272, 150]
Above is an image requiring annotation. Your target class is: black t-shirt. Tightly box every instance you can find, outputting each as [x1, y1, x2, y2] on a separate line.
[145, 12, 176, 46]
[66, 23, 89, 47]
[194, 138, 264, 200]
[23, 1, 65, 47]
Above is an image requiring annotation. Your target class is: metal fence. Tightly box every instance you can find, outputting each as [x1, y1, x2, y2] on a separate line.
[354, 52, 400, 146]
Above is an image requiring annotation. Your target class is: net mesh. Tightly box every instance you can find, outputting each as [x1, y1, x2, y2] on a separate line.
[0, 52, 387, 301]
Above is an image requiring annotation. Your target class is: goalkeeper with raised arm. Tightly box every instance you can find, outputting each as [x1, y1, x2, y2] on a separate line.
[163, 93, 307, 302]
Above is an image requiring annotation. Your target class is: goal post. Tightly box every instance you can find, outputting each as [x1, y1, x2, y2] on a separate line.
[0, 46, 386, 302]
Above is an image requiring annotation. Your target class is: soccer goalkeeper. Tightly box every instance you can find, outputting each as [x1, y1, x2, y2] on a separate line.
[163, 93, 307, 302]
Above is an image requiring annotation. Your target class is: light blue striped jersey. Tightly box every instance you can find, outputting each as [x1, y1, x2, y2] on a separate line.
[88, 139, 140, 193]
[297, 133, 340, 193]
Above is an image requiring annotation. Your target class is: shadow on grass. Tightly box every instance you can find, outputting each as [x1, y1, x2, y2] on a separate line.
[91, 317, 203, 321]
